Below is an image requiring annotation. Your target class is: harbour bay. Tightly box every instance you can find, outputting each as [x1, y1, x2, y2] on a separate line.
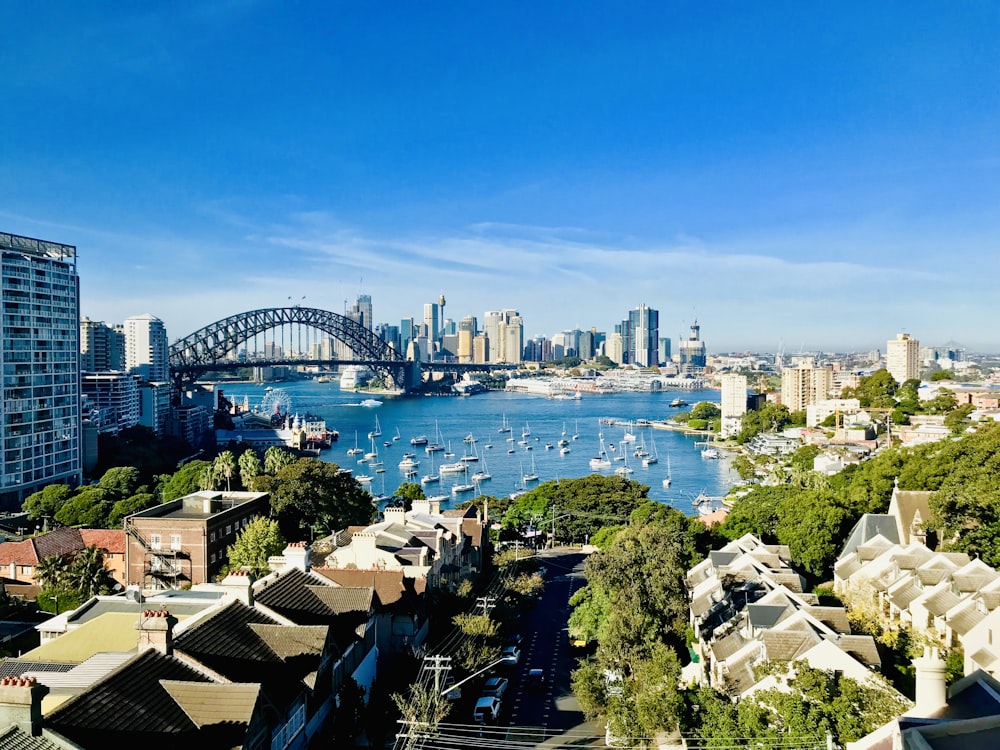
[221, 380, 739, 515]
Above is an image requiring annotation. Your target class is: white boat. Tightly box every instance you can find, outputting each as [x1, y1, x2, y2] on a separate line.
[642, 438, 658, 467]
[521, 422, 531, 439]
[572, 419, 580, 440]
[367, 415, 382, 439]
[393, 427, 401, 442]
[560, 446, 571, 455]
[411, 434, 428, 446]
[404, 468, 418, 478]
[522, 456, 539, 483]
[498, 413, 512, 434]
[398, 455, 419, 470]
[347, 431, 363, 456]
[452, 482, 475, 495]
[621, 424, 637, 444]
[360, 398, 382, 408]
[421, 455, 440, 485]
[662, 454, 672, 488]
[356, 474, 373, 484]
[464, 433, 477, 443]
[439, 461, 466, 474]
[701, 447, 721, 459]
[471, 459, 491, 482]
[340, 365, 374, 390]
[615, 450, 633, 476]
[444, 440, 455, 458]
[589, 432, 612, 470]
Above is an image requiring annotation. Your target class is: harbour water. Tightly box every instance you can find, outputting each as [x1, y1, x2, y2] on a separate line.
[220, 380, 739, 515]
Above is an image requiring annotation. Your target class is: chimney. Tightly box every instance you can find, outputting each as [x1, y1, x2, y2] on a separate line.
[384, 506, 406, 523]
[910, 647, 948, 716]
[283, 541, 310, 572]
[220, 568, 255, 605]
[135, 609, 177, 655]
[428, 498, 441, 515]
[411, 499, 430, 515]
[0, 677, 48, 736]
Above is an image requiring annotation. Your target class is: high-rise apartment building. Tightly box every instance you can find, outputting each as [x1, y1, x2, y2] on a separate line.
[457, 316, 476, 363]
[0, 231, 82, 506]
[346, 294, 373, 330]
[483, 310, 522, 364]
[781, 364, 833, 412]
[720, 373, 748, 438]
[124, 313, 169, 382]
[80, 317, 125, 371]
[605, 332, 624, 365]
[886, 333, 920, 384]
[628, 304, 659, 367]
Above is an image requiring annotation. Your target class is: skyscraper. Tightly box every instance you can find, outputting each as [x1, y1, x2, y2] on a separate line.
[0, 231, 82, 506]
[720, 373, 748, 438]
[346, 294, 373, 330]
[124, 314, 169, 382]
[886, 333, 920, 384]
[781, 363, 833, 412]
[678, 320, 707, 371]
[80, 317, 125, 371]
[628, 304, 659, 367]
[423, 302, 439, 352]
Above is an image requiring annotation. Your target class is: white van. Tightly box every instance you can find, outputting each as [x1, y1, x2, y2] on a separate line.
[473, 696, 501, 724]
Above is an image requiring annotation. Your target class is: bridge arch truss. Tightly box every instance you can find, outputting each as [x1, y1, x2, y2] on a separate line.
[169, 306, 410, 388]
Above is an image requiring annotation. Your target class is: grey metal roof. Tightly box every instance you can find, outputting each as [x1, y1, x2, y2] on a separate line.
[838, 514, 899, 561]
[747, 604, 789, 630]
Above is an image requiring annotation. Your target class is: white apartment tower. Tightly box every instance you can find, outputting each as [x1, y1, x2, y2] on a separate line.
[80, 317, 124, 371]
[124, 314, 169, 382]
[886, 333, 920, 384]
[720, 373, 748, 438]
[483, 309, 522, 364]
[781, 363, 833, 412]
[0, 231, 82, 505]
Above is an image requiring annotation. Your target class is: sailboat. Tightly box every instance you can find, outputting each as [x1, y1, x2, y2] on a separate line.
[471, 457, 491, 483]
[498, 413, 512, 434]
[347, 431, 363, 456]
[367, 415, 382, 439]
[615, 448, 633, 476]
[590, 431, 612, 470]
[460, 436, 479, 462]
[421, 454, 440, 485]
[451, 467, 475, 495]
[572, 419, 580, 440]
[393, 427, 401, 442]
[642, 438, 658, 467]
[522, 455, 539, 482]
[425, 421, 444, 453]
[662, 454, 672, 488]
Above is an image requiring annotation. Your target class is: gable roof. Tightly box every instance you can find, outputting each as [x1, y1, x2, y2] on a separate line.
[255, 568, 373, 628]
[159, 680, 260, 728]
[839, 515, 900, 561]
[79, 529, 125, 555]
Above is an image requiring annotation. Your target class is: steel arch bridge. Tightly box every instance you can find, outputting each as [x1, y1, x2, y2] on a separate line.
[168, 306, 418, 390]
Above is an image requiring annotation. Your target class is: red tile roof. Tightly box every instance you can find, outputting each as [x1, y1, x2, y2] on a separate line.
[80, 529, 126, 554]
[0, 540, 39, 566]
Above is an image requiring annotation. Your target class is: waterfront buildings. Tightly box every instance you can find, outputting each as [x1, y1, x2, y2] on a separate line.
[0, 231, 82, 507]
[720, 373, 748, 438]
[887, 332, 920, 384]
[123, 313, 169, 382]
[781, 362, 834, 412]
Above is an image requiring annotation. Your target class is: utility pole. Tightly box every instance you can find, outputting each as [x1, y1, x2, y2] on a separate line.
[422, 654, 451, 697]
[475, 595, 497, 617]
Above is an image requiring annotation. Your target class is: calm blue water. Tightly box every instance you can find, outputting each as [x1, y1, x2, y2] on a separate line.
[220, 381, 738, 515]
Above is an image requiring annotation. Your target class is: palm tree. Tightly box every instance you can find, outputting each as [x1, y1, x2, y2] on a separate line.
[214, 450, 237, 491]
[238, 449, 263, 490]
[34, 554, 69, 590]
[67, 546, 116, 598]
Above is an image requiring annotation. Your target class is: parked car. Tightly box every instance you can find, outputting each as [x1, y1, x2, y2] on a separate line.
[481, 676, 508, 699]
[500, 645, 521, 665]
[443, 675, 461, 701]
[473, 696, 501, 724]
[526, 668, 545, 689]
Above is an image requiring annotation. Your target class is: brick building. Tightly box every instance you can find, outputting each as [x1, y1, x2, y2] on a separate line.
[123, 490, 270, 590]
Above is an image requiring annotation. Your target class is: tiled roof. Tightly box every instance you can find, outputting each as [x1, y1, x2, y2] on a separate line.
[46, 649, 216, 740]
[79, 529, 126, 554]
[915, 567, 951, 586]
[312, 568, 410, 608]
[32, 529, 85, 562]
[803, 606, 851, 633]
[969, 647, 999, 670]
[887, 577, 924, 610]
[709, 629, 746, 661]
[839, 515, 899, 561]
[0, 725, 65, 750]
[249, 624, 327, 659]
[762, 629, 819, 661]
[159, 680, 260, 728]
[0, 540, 39, 567]
[922, 587, 962, 617]
[307, 586, 373, 615]
[0, 661, 74, 678]
[946, 602, 986, 636]
[747, 604, 789, 630]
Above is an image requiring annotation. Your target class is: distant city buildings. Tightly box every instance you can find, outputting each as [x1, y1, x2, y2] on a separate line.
[886, 332, 920, 384]
[678, 320, 707, 372]
[0, 231, 82, 506]
[628, 303, 659, 367]
[124, 313, 169, 382]
[781, 362, 834, 412]
[720, 373, 748, 438]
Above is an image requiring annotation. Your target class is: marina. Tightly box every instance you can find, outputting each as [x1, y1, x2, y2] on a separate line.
[220, 380, 738, 514]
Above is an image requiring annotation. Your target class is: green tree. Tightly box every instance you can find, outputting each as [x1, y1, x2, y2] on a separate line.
[737, 402, 794, 444]
[159, 460, 213, 502]
[54, 487, 113, 528]
[394, 482, 426, 508]
[268, 458, 375, 538]
[98, 466, 142, 499]
[23, 484, 74, 521]
[930, 369, 954, 382]
[844, 369, 898, 409]
[944, 403, 975, 434]
[690, 402, 722, 420]
[264, 446, 296, 475]
[227, 517, 287, 577]
[238, 449, 263, 490]
[213, 450, 237, 491]
[923, 389, 958, 415]
[34, 554, 70, 590]
[108, 493, 157, 527]
[66, 545, 117, 597]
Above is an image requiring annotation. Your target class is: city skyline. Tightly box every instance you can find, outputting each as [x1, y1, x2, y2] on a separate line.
[2, 3, 998, 352]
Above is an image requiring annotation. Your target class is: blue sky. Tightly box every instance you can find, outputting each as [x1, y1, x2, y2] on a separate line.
[2, 2, 998, 353]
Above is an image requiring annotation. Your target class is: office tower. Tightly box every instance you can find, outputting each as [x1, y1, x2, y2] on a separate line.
[124, 313, 169, 382]
[423, 302, 439, 348]
[781, 364, 833, 412]
[379, 325, 400, 355]
[80, 317, 125, 372]
[346, 294, 373, 330]
[400, 318, 414, 360]
[457, 316, 476, 363]
[614, 320, 632, 364]
[483, 311, 502, 363]
[628, 304, 659, 367]
[0, 231, 82, 505]
[658, 337, 672, 364]
[578, 330, 595, 360]
[473, 334, 489, 364]
[678, 320, 707, 371]
[720, 373, 748, 438]
[605, 332, 625, 365]
[886, 333, 920, 384]
[498, 313, 523, 364]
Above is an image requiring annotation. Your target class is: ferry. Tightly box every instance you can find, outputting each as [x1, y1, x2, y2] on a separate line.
[670, 398, 689, 408]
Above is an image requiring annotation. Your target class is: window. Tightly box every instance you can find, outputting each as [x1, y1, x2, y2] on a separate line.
[210, 531, 216, 542]
[150, 534, 161, 551]
[210, 552, 216, 563]
[170, 534, 181, 551]
[225, 524, 232, 536]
